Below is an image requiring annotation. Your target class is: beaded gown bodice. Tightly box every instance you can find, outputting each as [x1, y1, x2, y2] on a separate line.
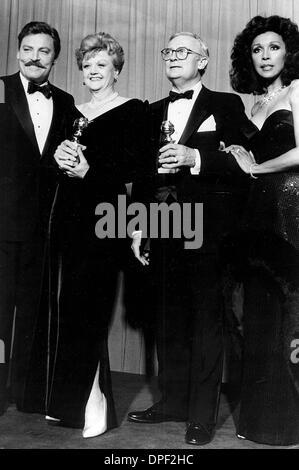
[246, 109, 299, 252]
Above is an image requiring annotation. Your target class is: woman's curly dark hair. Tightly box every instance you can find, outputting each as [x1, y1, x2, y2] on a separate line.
[230, 15, 299, 94]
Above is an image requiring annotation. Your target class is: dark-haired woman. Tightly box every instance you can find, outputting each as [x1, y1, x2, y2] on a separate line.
[226, 15, 299, 446]
[44, 32, 150, 438]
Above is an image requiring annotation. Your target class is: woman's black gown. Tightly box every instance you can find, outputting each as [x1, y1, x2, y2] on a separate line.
[234, 110, 299, 445]
[44, 99, 149, 429]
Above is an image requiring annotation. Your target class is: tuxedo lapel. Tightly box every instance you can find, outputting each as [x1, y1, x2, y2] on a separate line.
[154, 98, 169, 124]
[150, 98, 169, 145]
[179, 86, 212, 145]
[152, 88, 213, 145]
[5, 73, 40, 156]
[162, 98, 170, 121]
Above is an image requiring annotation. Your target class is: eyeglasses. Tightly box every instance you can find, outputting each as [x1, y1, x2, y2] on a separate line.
[161, 47, 202, 61]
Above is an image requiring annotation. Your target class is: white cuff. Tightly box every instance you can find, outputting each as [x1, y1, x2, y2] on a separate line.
[190, 149, 201, 174]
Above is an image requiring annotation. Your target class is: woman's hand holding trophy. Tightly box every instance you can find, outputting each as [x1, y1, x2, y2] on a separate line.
[54, 117, 91, 178]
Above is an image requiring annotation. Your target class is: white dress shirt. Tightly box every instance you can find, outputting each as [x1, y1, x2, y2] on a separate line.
[168, 80, 202, 174]
[20, 72, 53, 154]
[131, 83, 203, 241]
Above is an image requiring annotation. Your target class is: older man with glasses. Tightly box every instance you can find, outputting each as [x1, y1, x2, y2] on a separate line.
[128, 32, 250, 445]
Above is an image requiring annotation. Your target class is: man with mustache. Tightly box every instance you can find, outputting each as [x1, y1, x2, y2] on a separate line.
[0, 21, 78, 416]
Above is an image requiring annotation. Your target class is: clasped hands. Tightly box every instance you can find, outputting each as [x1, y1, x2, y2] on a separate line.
[223, 144, 256, 174]
[54, 140, 89, 178]
[158, 143, 197, 170]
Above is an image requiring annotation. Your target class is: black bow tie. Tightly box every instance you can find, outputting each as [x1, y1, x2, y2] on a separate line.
[169, 90, 194, 102]
[27, 81, 52, 99]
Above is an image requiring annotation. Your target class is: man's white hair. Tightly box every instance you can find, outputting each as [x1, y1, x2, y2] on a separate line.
[169, 32, 209, 58]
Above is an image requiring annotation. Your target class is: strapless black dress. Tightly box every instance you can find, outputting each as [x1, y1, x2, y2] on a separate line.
[237, 110, 299, 446]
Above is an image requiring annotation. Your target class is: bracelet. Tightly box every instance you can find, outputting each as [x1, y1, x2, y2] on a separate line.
[249, 163, 259, 179]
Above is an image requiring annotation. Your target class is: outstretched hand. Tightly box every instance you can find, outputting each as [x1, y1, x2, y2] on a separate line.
[224, 145, 256, 174]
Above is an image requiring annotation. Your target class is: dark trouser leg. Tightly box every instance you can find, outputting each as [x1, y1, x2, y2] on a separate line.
[151, 240, 190, 419]
[0, 242, 18, 412]
[188, 254, 224, 428]
[152, 243, 224, 426]
[10, 237, 45, 410]
[21, 251, 50, 414]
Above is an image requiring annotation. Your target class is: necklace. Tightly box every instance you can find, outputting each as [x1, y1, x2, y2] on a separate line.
[259, 85, 286, 107]
[88, 91, 119, 109]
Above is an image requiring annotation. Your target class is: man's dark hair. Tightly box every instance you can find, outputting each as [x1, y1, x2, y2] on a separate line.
[18, 21, 61, 60]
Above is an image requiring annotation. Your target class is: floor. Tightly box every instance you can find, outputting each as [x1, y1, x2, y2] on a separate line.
[0, 371, 298, 450]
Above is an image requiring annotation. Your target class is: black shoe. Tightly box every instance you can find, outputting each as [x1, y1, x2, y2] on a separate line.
[128, 406, 185, 424]
[185, 422, 214, 446]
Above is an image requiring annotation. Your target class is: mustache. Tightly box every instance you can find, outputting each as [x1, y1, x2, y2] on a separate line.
[24, 60, 46, 68]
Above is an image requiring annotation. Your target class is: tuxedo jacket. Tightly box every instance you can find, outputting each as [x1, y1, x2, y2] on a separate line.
[0, 72, 79, 241]
[150, 85, 251, 253]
